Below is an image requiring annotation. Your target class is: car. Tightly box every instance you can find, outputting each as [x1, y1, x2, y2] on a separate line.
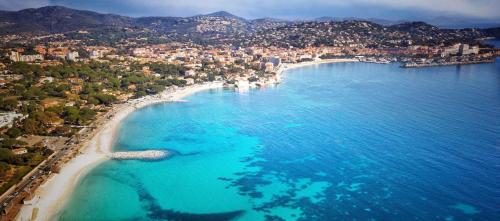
[30, 176, 36, 180]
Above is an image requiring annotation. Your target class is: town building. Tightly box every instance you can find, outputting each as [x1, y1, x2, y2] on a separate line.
[265, 62, 274, 72]
[12, 148, 28, 155]
[268, 56, 281, 67]
[66, 51, 79, 61]
[185, 70, 196, 77]
[9, 51, 44, 62]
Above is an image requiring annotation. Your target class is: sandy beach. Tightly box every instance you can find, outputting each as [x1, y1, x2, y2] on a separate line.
[277, 58, 359, 76]
[15, 58, 356, 221]
[15, 82, 223, 221]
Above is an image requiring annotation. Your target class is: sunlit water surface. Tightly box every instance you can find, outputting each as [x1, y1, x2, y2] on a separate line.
[60, 61, 500, 220]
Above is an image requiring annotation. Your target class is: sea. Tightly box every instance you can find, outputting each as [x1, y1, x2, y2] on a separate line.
[58, 59, 500, 220]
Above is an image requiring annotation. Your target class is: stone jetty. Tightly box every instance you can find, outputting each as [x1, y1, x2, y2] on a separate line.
[108, 150, 169, 160]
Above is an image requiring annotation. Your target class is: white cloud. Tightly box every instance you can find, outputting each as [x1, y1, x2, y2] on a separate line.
[118, 0, 500, 18]
[1, 0, 498, 19]
[0, 0, 49, 11]
[320, 0, 500, 18]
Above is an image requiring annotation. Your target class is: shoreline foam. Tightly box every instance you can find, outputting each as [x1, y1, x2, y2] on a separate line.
[15, 58, 356, 221]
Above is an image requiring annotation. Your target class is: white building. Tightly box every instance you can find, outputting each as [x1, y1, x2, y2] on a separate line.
[133, 48, 148, 57]
[90, 50, 103, 59]
[185, 70, 196, 77]
[459, 44, 479, 55]
[21, 54, 44, 62]
[12, 148, 28, 155]
[9, 51, 20, 62]
[0, 112, 23, 128]
[66, 51, 79, 61]
[441, 44, 461, 57]
[9, 51, 43, 62]
[39, 77, 54, 83]
[299, 54, 313, 60]
[441, 43, 479, 57]
[184, 78, 195, 85]
[264, 62, 274, 72]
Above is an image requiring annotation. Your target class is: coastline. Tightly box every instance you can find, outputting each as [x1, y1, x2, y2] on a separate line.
[401, 59, 495, 68]
[15, 58, 356, 221]
[15, 82, 224, 221]
[275, 58, 359, 81]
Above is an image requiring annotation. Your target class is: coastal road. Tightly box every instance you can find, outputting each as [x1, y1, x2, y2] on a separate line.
[0, 107, 114, 219]
[0, 146, 69, 218]
[0, 128, 93, 219]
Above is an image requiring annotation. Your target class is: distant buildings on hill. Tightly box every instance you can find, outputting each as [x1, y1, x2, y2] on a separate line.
[9, 51, 43, 63]
[8, 49, 80, 63]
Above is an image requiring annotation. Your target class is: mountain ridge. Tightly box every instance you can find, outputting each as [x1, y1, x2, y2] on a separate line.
[0, 6, 498, 37]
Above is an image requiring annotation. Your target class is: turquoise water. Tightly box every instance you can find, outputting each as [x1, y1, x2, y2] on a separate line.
[60, 61, 500, 220]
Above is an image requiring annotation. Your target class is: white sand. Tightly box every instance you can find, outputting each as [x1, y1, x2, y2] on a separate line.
[276, 58, 359, 80]
[15, 82, 223, 221]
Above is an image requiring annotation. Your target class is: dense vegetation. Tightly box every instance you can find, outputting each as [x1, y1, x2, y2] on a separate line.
[0, 60, 189, 193]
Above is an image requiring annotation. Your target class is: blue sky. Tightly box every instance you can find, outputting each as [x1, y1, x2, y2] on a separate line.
[1, 0, 499, 21]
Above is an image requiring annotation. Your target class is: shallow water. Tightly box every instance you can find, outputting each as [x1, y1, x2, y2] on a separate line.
[60, 61, 500, 220]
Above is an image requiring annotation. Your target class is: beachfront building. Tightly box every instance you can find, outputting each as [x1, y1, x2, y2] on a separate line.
[265, 62, 274, 72]
[268, 56, 281, 67]
[459, 44, 479, 55]
[185, 78, 195, 85]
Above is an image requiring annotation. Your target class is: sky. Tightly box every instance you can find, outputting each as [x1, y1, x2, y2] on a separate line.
[0, 0, 499, 21]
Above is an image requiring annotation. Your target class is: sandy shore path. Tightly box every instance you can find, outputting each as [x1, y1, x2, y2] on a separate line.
[15, 82, 223, 221]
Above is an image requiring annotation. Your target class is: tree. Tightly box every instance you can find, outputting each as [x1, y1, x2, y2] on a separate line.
[0, 148, 13, 162]
[0, 162, 9, 178]
[33, 111, 52, 126]
[0, 139, 15, 149]
[0, 98, 18, 111]
[208, 73, 216, 82]
[135, 91, 147, 98]
[92, 93, 116, 105]
[63, 106, 80, 124]
[23, 87, 46, 100]
[77, 48, 90, 59]
[6, 127, 22, 138]
[79, 108, 96, 123]
[106, 77, 120, 89]
[248, 76, 259, 82]
[22, 118, 42, 134]
[46, 105, 64, 115]
[53, 126, 73, 136]
[19, 101, 41, 115]
[63, 107, 96, 125]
